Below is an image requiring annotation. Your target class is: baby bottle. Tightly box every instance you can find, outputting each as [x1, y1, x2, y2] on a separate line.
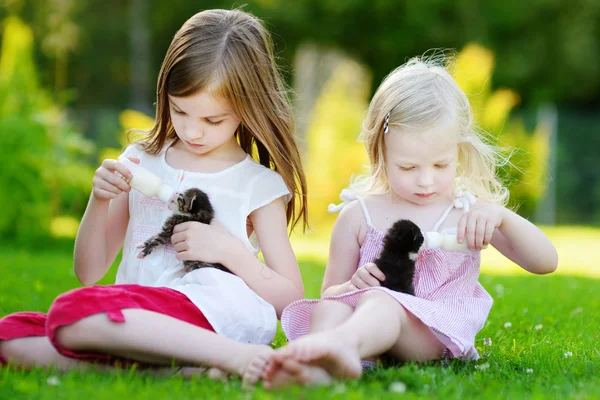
[119, 157, 175, 203]
[424, 232, 488, 251]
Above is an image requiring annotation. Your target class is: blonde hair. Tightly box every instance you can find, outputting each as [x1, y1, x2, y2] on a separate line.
[135, 9, 307, 231]
[351, 55, 509, 206]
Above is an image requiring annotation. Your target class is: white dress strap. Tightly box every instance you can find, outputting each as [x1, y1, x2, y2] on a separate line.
[328, 189, 373, 226]
[431, 189, 477, 232]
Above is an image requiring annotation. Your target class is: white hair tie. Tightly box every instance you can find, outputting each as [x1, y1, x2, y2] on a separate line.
[453, 189, 477, 213]
[328, 189, 357, 213]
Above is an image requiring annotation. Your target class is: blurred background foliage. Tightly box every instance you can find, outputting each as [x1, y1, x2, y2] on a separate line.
[0, 16, 93, 242]
[0, 0, 598, 242]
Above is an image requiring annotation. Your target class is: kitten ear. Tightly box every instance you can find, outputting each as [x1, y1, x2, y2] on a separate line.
[189, 193, 197, 210]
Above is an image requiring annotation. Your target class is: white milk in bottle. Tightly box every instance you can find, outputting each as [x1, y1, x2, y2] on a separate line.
[424, 231, 488, 251]
[119, 157, 175, 203]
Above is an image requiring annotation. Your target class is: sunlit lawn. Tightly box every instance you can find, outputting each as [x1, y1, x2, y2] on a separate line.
[1, 226, 599, 399]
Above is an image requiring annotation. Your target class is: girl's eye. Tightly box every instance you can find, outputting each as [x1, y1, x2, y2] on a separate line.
[207, 120, 224, 126]
[399, 166, 414, 171]
[435, 164, 449, 169]
[172, 108, 185, 115]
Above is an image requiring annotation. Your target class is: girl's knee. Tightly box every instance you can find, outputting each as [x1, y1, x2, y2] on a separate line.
[310, 300, 353, 326]
[47, 287, 111, 350]
[0, 339, 18, 362]
[53, 315, 107, 351]
[359, 290, 400, 307]
[313, 300, 352, 313]
[311, 300, 353, 319]
[0, 338, 39, 365]
[54, 324, 82, 350]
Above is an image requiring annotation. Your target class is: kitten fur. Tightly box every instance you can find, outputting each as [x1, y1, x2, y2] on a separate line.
[136, 188, 231, 274]
[374, 219, 424, 295]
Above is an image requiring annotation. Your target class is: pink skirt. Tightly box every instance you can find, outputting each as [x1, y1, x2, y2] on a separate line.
[0, 284, 214, 366]
[282, 286, 492, 360]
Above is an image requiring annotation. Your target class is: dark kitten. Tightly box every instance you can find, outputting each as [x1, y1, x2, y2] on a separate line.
[136, 188, 231, 274]
[374, 219, 424, 295]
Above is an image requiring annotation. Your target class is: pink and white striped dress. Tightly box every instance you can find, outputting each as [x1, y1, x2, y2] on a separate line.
[282, 191, 493, 360]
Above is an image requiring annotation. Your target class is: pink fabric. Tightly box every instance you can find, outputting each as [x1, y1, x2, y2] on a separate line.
[282, 225, 493, 360]
[0, 312, 47, 365]
[0, 284, 214, 366]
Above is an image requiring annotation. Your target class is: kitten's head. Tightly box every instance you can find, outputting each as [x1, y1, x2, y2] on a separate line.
[385, 219, 424, 258]
[176, 188, 214, 218]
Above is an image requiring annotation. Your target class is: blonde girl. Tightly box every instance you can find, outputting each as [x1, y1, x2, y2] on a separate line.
[260, 56, 557, 388]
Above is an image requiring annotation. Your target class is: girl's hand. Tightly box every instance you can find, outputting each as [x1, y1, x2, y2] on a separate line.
[171, 220, 240, 265]
[348, 262, 386, 291]
[92, 157, 138, 201]
[457, 203, 506, 250]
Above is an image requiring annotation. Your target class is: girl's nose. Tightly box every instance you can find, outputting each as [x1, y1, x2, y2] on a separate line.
[186, 125, 203, 140]
[417, 170, 434, 187]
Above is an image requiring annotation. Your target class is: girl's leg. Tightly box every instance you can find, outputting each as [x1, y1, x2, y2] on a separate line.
[54, 308, 273, 384]
[1, 336, 225, 381]
[265, 290, 445, 387]
[0, 311, 199, 376]
[263, 300, 354, 387]
[0, 311, 83, 369]
[385, 308, 447, 362]
[309, 300, 354, 333]
[0, 336, 112, 371]
[0, 285, 270, 384]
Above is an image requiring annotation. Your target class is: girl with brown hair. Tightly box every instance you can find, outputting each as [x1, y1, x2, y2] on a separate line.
[0, 8, 307, 386]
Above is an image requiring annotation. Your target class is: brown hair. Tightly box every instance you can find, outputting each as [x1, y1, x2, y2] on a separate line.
[137, 9, 307, 231]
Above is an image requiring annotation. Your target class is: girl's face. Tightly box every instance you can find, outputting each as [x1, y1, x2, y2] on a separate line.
[168, 90, 241, 156]
[385, 125, 458, 206]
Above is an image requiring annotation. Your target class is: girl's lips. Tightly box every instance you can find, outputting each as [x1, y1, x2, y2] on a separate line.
[416, 193, 434, 198]
[186, 141, 204, 148]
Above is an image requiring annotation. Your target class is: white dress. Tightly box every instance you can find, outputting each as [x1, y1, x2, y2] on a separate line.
[115, 143, 290, 344]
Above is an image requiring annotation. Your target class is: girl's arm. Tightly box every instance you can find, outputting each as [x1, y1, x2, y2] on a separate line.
[321, 202, 384, 297]
[73, 160, 132, 285]
[457, 202, 558, 274]
[172, 197, 304, 318]
[233, 196, 305, 316]
[490, 208, 558, 274]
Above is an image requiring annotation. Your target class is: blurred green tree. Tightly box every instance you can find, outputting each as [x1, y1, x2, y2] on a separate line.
[452, 44, 550, 217]
[0, 16, 93, 242]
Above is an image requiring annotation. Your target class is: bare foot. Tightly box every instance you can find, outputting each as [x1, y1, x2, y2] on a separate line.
[275, 332, 362, 381]
[239, 345, 275, 389]
[263, 357, 332, 390]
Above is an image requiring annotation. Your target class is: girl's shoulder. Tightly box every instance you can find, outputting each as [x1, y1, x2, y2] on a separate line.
[334, 199, 369, 243]
[243, 158, 286, 188]
[362, 193, 388, 206]
[244, 157, 281, 178]
[244, 159, 291, 209]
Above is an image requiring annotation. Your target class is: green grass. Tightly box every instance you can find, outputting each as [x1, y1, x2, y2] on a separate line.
[1, 228, 600, 399]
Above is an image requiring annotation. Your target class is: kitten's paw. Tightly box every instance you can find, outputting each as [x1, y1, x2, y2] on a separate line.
[135, 242, 152, 258]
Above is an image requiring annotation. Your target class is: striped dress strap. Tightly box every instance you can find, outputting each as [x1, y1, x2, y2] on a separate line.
[431, 203, 455, 233]
[432, 189, 477, 232]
